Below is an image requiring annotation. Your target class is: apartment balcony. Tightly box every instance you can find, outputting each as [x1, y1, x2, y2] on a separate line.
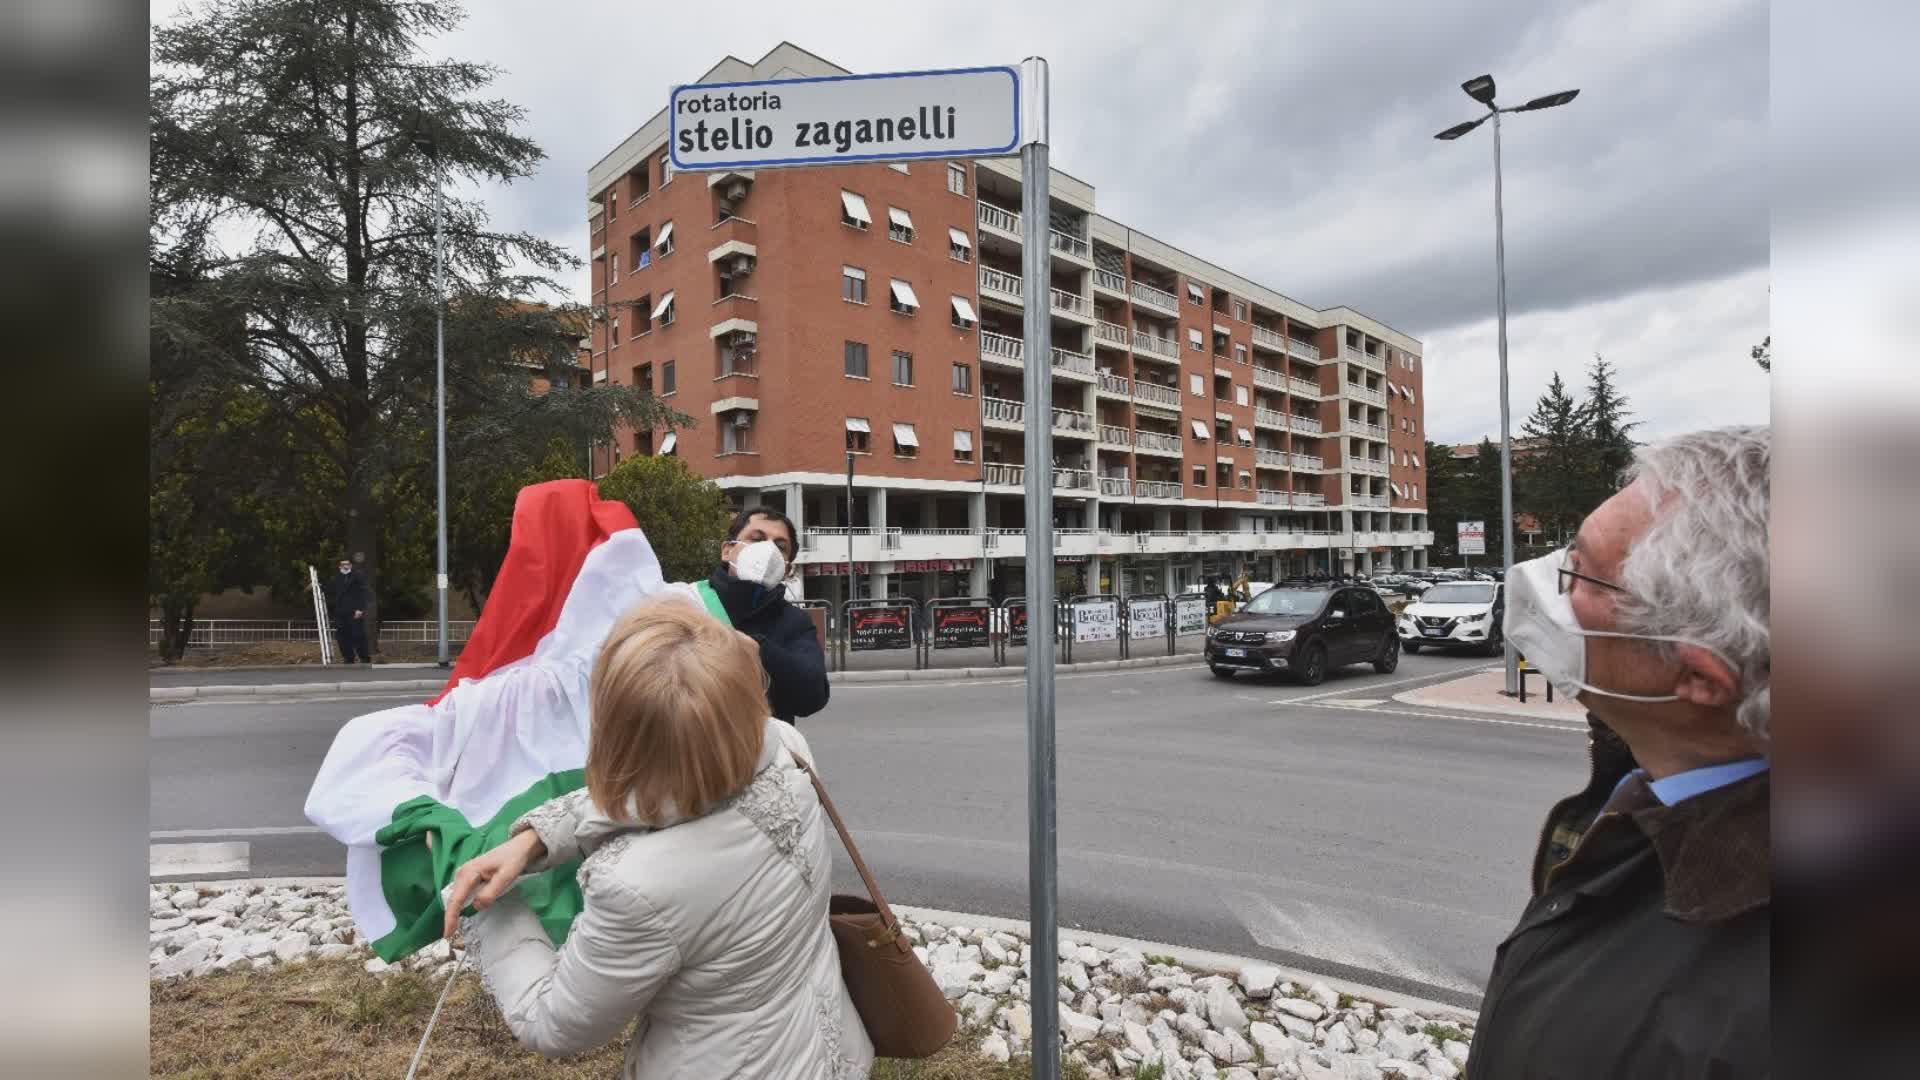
[1354, 530, 1388, 547]
[982, 396, 1026, 430]
[1050, 288, 1095, 324]
[1254, 407, 1288, 430]
[1415, 530, 1436, 545]
[804, 527, 888, 564]
[1257, 489, 1290, 507]
[1097, 372, 1130, 399]
[1130, 280, 1180, 316]
[1291, 413, 1325, 435]
[1098, 475, 1131, 497]
[979, 265, 1022, 307]
[984, 463, 1024, 487]
[1053, 528, 1096, 555]
[1053, 346, 1096, 380]
[1288, 337, 1323, 363]
[1252, 366, 1285, 392]
[977, 201, 1021, 242]
[1053, 467, 1095, 493]
[1288, 375, 1322, 398]
[1346, 417, 1389, 441]
[1255, 447, 1288, 468]
[1351, 457, 1389, 476]
[1098, 423, 1133, 450]
[1053, 406, 1096, 439]
[980, 330, 1023, 369]
[1095, 319, 1131, 350]
[1351, 493, 1390, 509]
[981, 526, 1025, 552]
[1288, 452, 1324, 471]
[1293, 492, 1327, 508]
[1050, 229, 1093, 265]
[892, 528, 985, 563]
[1251, 324, 1286, 353]
[1134, 479, 1184, 500]
[1345, 383, 1388, 407]
[1133, 380, 1181, 409]
[1132, 330, 1181, 363]
[1093, 268, 1127, 299]
[1133, 430, 1184, 458]
[1342, 346, 1385, 373]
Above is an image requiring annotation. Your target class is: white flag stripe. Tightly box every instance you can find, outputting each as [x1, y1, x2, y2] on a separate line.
[151, 841, 250, 878]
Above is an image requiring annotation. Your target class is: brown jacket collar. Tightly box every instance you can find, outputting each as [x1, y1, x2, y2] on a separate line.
[1629, 771, 1770, 922]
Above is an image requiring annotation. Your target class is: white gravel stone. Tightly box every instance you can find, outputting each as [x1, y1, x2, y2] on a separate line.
[932, 960, 985, 999]
[1060, 1006, 1103, 1045]
[1376, 1059, 1427, 1079]
[981, 968, 1016, 995]
[1354, 1028, 1380, 1050]
[1125, 1020, 1158, 1056]
[980, 936, 1010, 965]
[1178, 1013, 1212, 1040]
[958, 992, 997, 1024]
[1422, 1051, 1459, 1080]
[156, 940, 215, 980]
[1442, 1040, 1470, 1067]
[1238, 963, 1281, 999]
[1206, 985, 1251, 1034]
[1273, 997, 1326, 1021]
[364, 957, 390, 974]
[1307, 981, 1340, 1010]
[1002, 1003, 1032, 1041]
[1323, 1023, 1356, 1054]
[1062, 959, 1091, 991]
[1275, 1013, 1317, 1041]
[979, 1032, 1010, 1063]
[1379, 1028, 1429, 1062]
[315, 943, 357, 961]
[1249, 1022, 1304, 1066]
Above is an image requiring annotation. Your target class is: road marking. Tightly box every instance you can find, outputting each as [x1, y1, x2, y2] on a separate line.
[1328, 702, 1586, 734]
[1220, 889, 1484, 997]
[1269, 664, 1499, 706]
[1326, 698, 1387, 707]
[151, 841, 250, 878]
[150, 825, 325, 840]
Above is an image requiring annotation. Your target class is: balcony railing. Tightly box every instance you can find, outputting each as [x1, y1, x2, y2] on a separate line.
[1098, 372, 1130, 396]
[1098, 475, 1131, 497]
[1132, 330, 1181, 361]
[1252, 366, 1285, 391]
[980, 330, 1022, 364]
[1053, 467, 1095, 491]
[1251, 324, 1287, 351]
[1050, 230, 1091, 261]
[1133, 380, 1180, 408]
[1288, 376, 1321, 397]
[1288, 337, 1322, 362]
[1351, 457, 1389, 475]
[1134, 430, 1183, 455]
[1291, 413, 1324, 435]
[1293, 492, 1327, 507]
[1052, 406, 1095, 435]
[1050, 288, 1092, 319]
[1257, 489, 1289, 506]
[1347, 418, 1388, 440]
[1346, 383, 1388, 407]
[1093, 268, 1126, 295]
[1342, 346, 1385, 371]
[1095, 319, 1131, 348]
[1289, 453, 1324, 471]
[1053, 346, 1096, 378]
[1130, 280, 1179, 314]
[978, 202, 1020, 236]
[1350, 493, 1390, 508]
[979, 265, 1022, 302]
[1255, 407, 1288, 429]
[982, 397, 1025, 425]
[1255, 448, 1287, 467]
[983, 463, 1024, 487]
[1098, 424, 1132, 449]
[1135, 479, 1183, 499]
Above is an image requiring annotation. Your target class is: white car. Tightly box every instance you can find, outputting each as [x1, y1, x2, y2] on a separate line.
[1397, 581, 1506, 656]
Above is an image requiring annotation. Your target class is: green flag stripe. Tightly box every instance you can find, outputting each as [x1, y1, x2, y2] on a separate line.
[693, 580, 733, 624]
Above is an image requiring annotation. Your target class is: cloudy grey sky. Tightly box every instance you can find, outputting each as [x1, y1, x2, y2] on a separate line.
[153, 0, 1772, 445]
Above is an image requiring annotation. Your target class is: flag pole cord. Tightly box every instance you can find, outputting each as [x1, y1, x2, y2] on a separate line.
[405, 950, 466, 1080]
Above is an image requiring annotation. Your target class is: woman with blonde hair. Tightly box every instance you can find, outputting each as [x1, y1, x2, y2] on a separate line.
[445, 596, 873, 1078]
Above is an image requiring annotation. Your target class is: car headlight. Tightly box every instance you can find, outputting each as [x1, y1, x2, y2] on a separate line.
[1462, 611, 1488, 623]
[1265, 630, 1296, 643]
[1206, 626, 1218, 639]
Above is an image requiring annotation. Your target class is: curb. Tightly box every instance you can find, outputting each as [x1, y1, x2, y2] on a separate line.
[151, 655, 1206, 703]
[156, 876, 1476, 1022]
[150, 662, 446, 676]
[1393, 685, 1586, 723]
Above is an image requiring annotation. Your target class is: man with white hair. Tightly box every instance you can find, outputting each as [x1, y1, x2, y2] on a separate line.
[1469, 425, 1769, 1079]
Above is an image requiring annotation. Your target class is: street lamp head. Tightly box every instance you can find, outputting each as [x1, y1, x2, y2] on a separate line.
[1461, 74, 1497, 106]
[408, 109, 440, 158]
[1515, 89, 1580, 112]
[1434, 116, 1488, 141]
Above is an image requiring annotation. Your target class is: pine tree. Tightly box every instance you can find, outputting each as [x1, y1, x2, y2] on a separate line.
[1467, 437, 1508, 565]
[1518, 372, 1588, 545]
[1580, 353, 1641, 510]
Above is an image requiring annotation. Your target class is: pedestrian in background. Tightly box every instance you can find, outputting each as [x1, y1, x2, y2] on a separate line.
[323, 556, 372, 663]
[1472, 425, 1769, 1078]
[708, 507, 829, 725]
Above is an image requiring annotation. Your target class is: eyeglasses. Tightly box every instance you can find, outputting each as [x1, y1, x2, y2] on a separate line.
[1557, 550, 1626, 596]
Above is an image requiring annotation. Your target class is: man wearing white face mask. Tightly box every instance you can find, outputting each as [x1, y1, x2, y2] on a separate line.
[1471, 426, 1769, 1079]
[708, 507, 829, 724]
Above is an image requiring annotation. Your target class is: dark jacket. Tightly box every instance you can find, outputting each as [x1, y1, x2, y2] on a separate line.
[706, 567, 830, 724]
[1471, 718, 1769, 1079]
[324, 570, 371, 622]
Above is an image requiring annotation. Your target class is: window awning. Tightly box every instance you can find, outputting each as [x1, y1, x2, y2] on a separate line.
[1186, 281, 1204, 302]
[840, 191, 871, 224]
[1390, 482, 1405, 497]
[659, 431, 678, 455]
[1402, 386, 1415, 401]
[951, 296, 978, 324]
[1187, 328, 1204, 347]
[1190, 419, 1210, 441]
[890, 279, 920, 308]
[845, 417, 871, 433]
[948, 226, 971, 249]
[1412, 454, 1421, 468]
[843, 265, 866, 280]
[1238, 427, 1253, 443]
[1215, 410, 1234, 422]
[887, 206, 914, 230]
[954, 429, 974, 452]
[1214, 323, 1231, 337]
[892, 422, 919, 447]
[651, 291, 675, 319]
[655, 221, 674, 248]
[1240, 470, 1252, 480]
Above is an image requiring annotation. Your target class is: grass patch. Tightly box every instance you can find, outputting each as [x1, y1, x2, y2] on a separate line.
[870, 1024, 1095, 1080]
[1337, 992, 1356, 1010]
[1423, 1022, 1469, 1044]
[1143, 954, 1178, 967]
[1134, 1062, 1167, 1080]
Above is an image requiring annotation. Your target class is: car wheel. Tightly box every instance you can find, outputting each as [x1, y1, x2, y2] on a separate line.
[1210, 665, 1235, 679]
[1481, 627, 1504, 658]
[1295, 644, 1327, 686]
[1402, 639, 1422, 654]
[1374, 635, 1400, 674]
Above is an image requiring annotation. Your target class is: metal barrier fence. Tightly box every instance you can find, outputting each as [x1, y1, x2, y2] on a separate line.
[147, 618, 476, 652]
[921, 597, 993, 668]
[1063, 594, 1123, 664]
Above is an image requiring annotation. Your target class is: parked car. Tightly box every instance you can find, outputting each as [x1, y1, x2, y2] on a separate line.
[1397, 581, 1506, 656]
[1205, 585, 1398, 685]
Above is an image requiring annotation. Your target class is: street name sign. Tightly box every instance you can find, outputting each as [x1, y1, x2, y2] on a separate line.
[1458, 520, 1486, 556]
[669, 66, 1020, 171]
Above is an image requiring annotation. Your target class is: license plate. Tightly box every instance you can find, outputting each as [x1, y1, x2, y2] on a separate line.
[1224, 648, 1247, 658]
[1423, 629, 1445, 637]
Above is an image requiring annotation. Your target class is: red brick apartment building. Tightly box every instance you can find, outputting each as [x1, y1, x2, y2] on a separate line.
[583, 43, 1431, 606]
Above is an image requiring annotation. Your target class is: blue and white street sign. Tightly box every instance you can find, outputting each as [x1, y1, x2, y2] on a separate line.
[669, 65, 1020, 171]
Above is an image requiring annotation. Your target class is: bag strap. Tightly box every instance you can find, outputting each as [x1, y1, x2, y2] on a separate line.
[792, 757, 903, 945]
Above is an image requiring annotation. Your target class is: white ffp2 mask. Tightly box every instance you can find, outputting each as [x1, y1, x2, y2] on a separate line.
[1504, 549, 1716, 703]
[732, 539, 787, 589]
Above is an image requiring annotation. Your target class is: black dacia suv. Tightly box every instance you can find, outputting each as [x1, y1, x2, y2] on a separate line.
[1204, 584, 1399, 685]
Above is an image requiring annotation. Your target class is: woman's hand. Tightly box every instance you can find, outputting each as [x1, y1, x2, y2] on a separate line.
[444, 829, 546, 939]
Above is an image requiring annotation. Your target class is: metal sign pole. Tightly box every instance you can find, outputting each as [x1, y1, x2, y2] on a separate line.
[1018, 55, 1059, 1080]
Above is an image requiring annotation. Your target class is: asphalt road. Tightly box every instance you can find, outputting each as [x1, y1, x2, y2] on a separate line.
[150, 651, 1588, 1008]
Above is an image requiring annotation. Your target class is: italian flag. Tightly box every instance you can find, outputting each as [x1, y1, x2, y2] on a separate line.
[304, 480, 729, 961]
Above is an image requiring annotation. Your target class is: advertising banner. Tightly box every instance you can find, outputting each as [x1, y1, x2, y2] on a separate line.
[930, 603, 991, 649]
[1127, 599, 1167, 640]
[1072, 600, 1119, 643]
[848, 605, 914, 651]
[1174, 597, 1208, 636]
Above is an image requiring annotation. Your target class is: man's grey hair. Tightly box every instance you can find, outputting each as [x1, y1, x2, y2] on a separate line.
[1615, 425, 1770, 738]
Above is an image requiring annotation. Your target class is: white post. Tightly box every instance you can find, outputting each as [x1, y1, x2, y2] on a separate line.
[1491, 109, 1519, 694]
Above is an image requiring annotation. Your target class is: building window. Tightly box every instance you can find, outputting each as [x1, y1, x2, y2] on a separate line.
[719, 339, 755, 377]
[610, 253, 619, 285]
[842, 265, 867, 304]
[605, 190, 616, 219]
[630, 228, 651, 271]
[951, 362, 973, 396]
[1239, 470, 1253, 490]
[1193, 464, 1207, 487]
[840, 190, 872, 230]
[659, 153, 673, 186]
[1235, 385, 1250, 407]
[1233, 300, 1246, 321]
[1234, 344, 1247, 365]
[1186, 281, 1204, 306]
[651, 290, 675, 327]
[950, 296, 977, 329]
[1188, 327, 1204, 352]
[948, 227, 972, 262]
[609, 317, 620, 347]
[953, 428, 975, 462]
[655, 221, 675, 258]
[887, 207, 915, 244]
[892, 421, 919, 458]
[891, 350, 914, 387]
[721, 410, 754, 454]
[1188, 373, 1204, 397]
[889, 278, 920, 315]
[659, 360, 676, 395]
[1217, 463, 1232, 488]
[634, 363, 652, 392]
[846, 417, 871, 453]
[948, 162, 967, 195]
[844, 340, 869, 379]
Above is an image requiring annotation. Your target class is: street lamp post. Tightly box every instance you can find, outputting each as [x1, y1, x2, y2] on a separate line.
[1435, 76, 1578, 696]
[411, 118, 452, 669]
